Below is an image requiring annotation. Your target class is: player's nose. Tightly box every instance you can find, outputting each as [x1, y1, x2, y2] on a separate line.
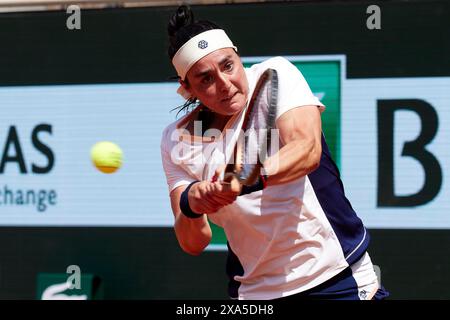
[217, 72, 232, 94]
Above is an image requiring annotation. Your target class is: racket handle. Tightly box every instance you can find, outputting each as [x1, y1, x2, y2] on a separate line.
[229, 176, 241, 194]
[223, 172, 235, 183]
[211, 163, 234, 183]
[221, 173, 241, 193]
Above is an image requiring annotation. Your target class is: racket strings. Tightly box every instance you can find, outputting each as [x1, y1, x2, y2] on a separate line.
[226, 68, 278, 186]
[241, 79, 272, 182]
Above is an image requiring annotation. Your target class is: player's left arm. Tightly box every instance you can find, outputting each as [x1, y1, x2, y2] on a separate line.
[263, 105, 322, 185]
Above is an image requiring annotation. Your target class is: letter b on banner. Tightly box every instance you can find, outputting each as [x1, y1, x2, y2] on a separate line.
[377, 99, 442, 207]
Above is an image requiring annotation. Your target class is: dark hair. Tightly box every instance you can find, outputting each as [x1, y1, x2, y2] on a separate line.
[167, 5, 220, 60]
[167, 5, 220, 116]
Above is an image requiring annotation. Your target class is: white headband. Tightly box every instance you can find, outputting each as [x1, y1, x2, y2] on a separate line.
[172, 29, 237, 80]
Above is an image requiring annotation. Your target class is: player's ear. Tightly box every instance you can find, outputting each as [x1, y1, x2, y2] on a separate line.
[179, 78, 189, 89]
[177, 78, 193, 100]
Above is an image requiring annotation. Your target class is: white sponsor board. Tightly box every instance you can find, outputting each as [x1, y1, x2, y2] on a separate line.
[1, 65, 449, 228]
[342, 77, 450, 228]
[0, 83, 182, 226]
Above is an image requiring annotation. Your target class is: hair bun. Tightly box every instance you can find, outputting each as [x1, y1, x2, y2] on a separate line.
[167, 5, 220, 60]
[168, 5, 195, 37]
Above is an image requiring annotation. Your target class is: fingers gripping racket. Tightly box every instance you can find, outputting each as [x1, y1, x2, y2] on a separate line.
[223, 68, 278, 192]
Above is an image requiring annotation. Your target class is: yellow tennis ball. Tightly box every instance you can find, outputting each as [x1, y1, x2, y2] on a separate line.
[90, 141, 123, 174]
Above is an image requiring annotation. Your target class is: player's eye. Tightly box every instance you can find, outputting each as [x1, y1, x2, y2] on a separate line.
[224, 62, 233, 72]
[201, 74, 213, 85]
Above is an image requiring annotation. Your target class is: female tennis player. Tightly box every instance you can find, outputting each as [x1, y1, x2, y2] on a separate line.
[160, 5, 389, 300]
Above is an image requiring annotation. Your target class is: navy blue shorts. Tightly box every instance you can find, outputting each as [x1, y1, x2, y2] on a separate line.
[278, 267, 390, 300]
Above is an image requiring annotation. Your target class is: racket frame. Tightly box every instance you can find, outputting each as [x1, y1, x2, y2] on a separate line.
[224, 68, 278, 187]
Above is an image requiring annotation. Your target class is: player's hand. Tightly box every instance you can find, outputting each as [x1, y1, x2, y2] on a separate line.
[212, 164, 242, 194]
[188, 178, 240, 214]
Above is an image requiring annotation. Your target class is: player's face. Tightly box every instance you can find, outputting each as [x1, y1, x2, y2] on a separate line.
[183, 48, 249, 116]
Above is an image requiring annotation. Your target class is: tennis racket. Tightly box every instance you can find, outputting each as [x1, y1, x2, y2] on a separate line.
[222, 68, 278, 192]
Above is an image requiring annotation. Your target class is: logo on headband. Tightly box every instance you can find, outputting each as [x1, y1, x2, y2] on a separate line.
[198, 40, 208, 49]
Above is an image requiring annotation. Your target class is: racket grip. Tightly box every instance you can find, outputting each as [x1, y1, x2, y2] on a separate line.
[221, 173, 241, 193]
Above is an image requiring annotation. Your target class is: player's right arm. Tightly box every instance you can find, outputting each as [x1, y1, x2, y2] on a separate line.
[169, 179, 239, 255]
[170, 185, 212, 256]
[162, 125, 239, 255]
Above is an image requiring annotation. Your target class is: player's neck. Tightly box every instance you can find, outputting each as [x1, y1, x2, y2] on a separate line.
[198, 107, 231, 132]
[209, 113, 231, 131]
